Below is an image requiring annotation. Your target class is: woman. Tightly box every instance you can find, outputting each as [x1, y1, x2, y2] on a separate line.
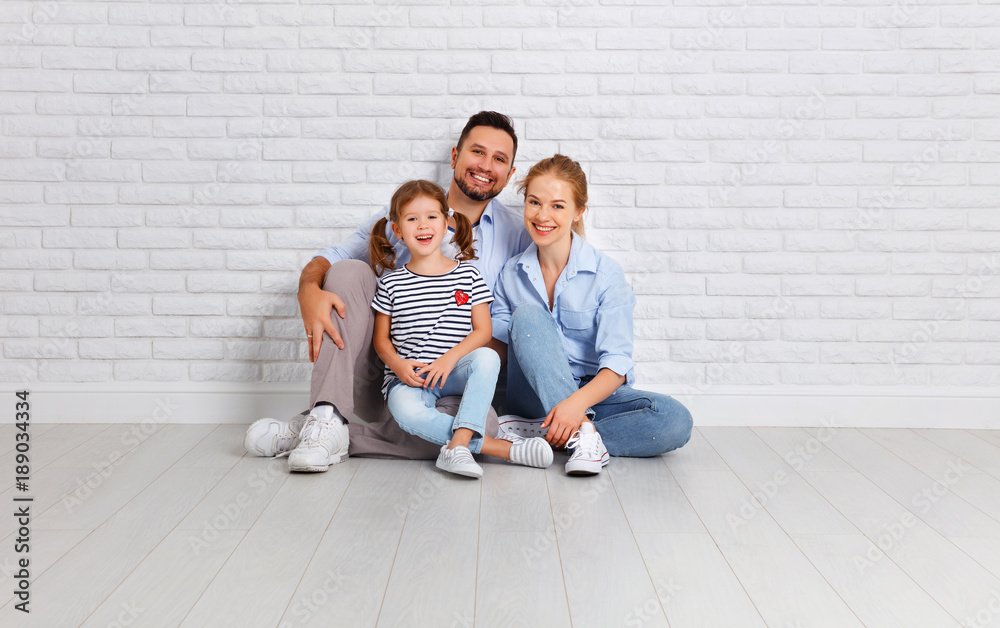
[491, 155, 693, 475]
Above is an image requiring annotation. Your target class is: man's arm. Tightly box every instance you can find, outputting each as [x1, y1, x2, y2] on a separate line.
[298, 256, 348, 362]
[301, 209, 393, 362]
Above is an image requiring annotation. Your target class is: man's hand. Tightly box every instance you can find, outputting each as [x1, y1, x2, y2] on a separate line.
[416, 354, 458, 390]
[299, 284, 346, 362]
[541, 397, 589, 448]
[390, 358, 428, 388]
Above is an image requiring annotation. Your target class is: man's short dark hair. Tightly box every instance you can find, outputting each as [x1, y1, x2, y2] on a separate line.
[456, 111, 518, 163]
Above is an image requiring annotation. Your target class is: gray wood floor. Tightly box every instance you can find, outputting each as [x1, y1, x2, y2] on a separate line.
[3, 423, 1000, 627]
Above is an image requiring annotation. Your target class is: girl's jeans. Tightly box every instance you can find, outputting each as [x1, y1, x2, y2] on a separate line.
[387, 347, 500, 454]
[506, 304, 693, 457]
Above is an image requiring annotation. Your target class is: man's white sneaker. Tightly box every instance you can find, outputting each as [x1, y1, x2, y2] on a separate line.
[287, 414, 349, 472]
[244, 414, 307, 457]
[436, 445, 483, 478]
[497, 414, 548, 439]
[500, 432, 553, 468]
[565, 422, 609, 475]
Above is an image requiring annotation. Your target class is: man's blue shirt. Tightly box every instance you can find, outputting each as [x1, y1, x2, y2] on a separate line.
[491, 232, 637, 385]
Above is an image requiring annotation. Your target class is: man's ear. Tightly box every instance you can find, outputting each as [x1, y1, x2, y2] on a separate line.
[505, 165, 516, 185]
[450, 146, 458, 170]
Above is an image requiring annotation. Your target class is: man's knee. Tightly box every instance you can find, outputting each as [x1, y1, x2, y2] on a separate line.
[323, 259, 376, 294]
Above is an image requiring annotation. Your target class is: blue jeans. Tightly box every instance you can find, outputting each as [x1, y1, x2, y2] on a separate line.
[506, 305, 693, 457]
[387, 347, 500, 454]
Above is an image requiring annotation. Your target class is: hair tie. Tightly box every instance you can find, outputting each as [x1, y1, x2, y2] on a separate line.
[447, 208, 454, 218]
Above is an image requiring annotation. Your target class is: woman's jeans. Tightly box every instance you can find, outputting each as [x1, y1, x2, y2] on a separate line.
[387, 347, 500, 454]
[506, 305, 693, 457]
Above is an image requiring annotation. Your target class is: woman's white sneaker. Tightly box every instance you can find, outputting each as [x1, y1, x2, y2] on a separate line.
[565, 422, 609, 475]
[436, 445, 483, 478]
[287, 414, 349, 472]
[244, 414, 307, 457]
[497, 414, 548, 439]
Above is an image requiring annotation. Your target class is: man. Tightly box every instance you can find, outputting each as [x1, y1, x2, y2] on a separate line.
[244, 111, 531, 471]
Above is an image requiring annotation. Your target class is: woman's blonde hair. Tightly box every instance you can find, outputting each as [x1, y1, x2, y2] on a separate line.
[368, 180, 477, 276]
[517, 154, 588, 238]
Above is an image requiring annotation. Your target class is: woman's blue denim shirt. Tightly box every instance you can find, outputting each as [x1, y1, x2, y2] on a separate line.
[492, 232, 636, 385]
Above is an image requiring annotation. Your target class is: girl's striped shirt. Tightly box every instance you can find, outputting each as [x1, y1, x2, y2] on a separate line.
[371, 262, 493, 395]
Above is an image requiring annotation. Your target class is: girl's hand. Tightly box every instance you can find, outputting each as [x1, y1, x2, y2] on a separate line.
[416, 354, 458, 389]
[391, 359, 428, 388]
[541, 398, 589, 448]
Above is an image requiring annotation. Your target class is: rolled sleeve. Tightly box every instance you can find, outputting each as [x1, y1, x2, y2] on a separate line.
[593, 276, 636, 383]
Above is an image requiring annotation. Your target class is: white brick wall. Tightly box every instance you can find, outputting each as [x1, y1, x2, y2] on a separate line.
[2, 0, 1000, 415]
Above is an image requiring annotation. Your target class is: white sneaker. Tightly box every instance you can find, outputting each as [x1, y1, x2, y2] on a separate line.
[435, 445, 483, 479]
[500, 432, 553, 468]
[244, 414, 307, 457]
[497, 414, 548, 439]
[287, 414, 349, 472]
[565, 422, 609, 475]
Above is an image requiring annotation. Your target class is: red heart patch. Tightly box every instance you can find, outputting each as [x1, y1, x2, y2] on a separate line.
[455, 290, 469, 306]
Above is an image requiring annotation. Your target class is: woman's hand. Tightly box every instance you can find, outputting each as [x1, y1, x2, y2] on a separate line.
[541, 397, 589, 448]
[416, 354, 458, 389]
[390, 358, 428, 388]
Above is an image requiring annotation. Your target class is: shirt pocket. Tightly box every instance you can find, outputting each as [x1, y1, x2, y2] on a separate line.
[560, 307, 598, 341]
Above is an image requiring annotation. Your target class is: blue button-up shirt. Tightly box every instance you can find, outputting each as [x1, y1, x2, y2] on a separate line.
[492, 233, 637, 385]
[314, 198, 532, 295]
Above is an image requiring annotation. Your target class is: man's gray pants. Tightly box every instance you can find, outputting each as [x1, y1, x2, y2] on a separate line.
[304, 259, 498, 460]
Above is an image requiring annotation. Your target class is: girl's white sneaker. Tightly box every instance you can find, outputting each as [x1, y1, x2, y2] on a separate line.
[436, 445, 483, 478]
[500, 432, 553, 468]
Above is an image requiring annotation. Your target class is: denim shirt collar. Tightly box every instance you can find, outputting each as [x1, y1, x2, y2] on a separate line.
[515, 231, 597, 278]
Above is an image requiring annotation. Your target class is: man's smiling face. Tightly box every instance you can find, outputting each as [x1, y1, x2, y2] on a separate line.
[450, 125, 516, 204]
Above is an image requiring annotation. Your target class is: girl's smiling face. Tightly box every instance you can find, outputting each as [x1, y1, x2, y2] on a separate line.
[391, 194, 447, 258]
[523, 174, 584, 249]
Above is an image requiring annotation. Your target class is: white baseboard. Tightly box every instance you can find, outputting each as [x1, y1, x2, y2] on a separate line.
[2, 383, 999, 429]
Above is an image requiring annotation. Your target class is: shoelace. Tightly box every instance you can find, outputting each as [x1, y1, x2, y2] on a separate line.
[298, 416, 330, 447]
[272, 416, 325, 459]
[274, 433, 297, 452]
[566, 430, 602, 459]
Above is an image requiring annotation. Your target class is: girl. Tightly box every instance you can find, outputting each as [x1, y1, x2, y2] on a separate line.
[491, 156, 693, 475]
[369, 180, 552, 478]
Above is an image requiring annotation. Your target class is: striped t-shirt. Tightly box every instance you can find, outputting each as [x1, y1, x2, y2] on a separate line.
[371, 262, 493, 396]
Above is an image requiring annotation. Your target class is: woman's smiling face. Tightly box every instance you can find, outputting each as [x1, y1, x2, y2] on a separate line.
[523, 174, 584, 249]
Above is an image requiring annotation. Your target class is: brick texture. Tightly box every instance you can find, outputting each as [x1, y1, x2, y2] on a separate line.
[2, 1, 998, 388]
